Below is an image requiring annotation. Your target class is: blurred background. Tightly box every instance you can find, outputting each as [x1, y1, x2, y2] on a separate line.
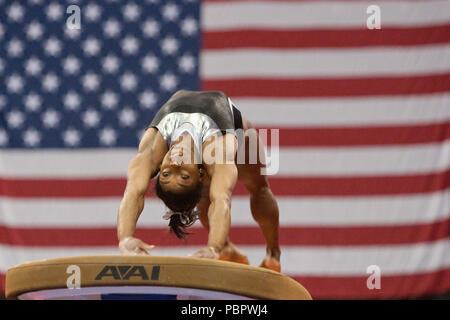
[0, 0, 449, 299]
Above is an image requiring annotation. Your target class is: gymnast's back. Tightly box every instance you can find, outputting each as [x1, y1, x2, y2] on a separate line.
[148, 90, 237, 132]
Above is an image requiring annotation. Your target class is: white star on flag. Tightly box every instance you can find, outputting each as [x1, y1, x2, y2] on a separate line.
[160, 73, 178, 91]
[181, 17, 198, 36]
[44, 37, 62, 56]
[162, 3, 180, 21]
[26, 21, 44, 40]
[62, 128, 82, 147]
[6, 74, 24, 93]
[161, 36, 179, 55]
[103, 19, 122, 38]
[63, 91, 82, 110]
[119, 108, 137, 127]
[102, 55, 121, 73]
[42, 73, 60, 92]
[142, 54, 160, 73]
[99, 127, 118, 146]
[120, 72, 138, 91]
[42, 109, 61, 129]
[85, 3, 102, 22]
[7, 2, 25, 22]
[142, 19, 160, 38]
[65, 27, 82, 40]
[7, 38, 24, 57]
[83, 37, 102, 56]
[23, 128, 41, 147]
[82, 72, 101, 92]
[101, 91, 119, 109]
[25, 57, 43, 76]
[46, 2, 63, 21]
[24, 92, 42, 112]
[0, 129, 8, 146]
[63, 56, 81, 75]
[123, 2, 140, 21]
[178, 54, 196, 73]
[6, 110, 25, 128]
[82, 109, 101, 128]
[121, 36, 140, 55]
[139, 90, 157, 109]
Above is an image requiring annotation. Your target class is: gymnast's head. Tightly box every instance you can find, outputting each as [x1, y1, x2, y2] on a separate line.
[155, 141, 204, 239]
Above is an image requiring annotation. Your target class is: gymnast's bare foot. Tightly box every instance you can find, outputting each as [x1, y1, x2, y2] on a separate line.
[259, 249, 281, 272]
[219, 242, 250, 265]
[260, 257, 281, 272]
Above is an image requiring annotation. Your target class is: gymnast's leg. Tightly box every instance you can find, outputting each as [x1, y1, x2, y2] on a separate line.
[245, 176, 281, 272]
[238, 117, 281, 272]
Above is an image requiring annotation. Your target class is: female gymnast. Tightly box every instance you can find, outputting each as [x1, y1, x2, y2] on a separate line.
[117, 90, 281, 272]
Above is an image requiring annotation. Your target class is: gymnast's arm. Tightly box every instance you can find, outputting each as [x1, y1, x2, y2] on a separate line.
[194, 134, 238, 258]
[117, 128, 167, 255]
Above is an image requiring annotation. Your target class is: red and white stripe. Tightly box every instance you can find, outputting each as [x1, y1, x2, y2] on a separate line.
[199, 0, 450, 299]
[1, 0, 450, 299]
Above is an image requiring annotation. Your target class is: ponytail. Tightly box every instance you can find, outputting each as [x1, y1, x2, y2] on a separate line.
[165, 208, 199, 239]
[155, 175, 203, 240]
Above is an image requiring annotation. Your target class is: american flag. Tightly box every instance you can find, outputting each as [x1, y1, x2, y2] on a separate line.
[1, 0, 449, 299]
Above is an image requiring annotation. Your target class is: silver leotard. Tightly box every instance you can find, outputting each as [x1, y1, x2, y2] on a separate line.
[149, 91, 242, 154]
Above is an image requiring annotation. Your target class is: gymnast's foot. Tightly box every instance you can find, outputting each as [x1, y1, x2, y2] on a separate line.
[219, 242, 250, 265]
[259, 249, 281, 272]
[260, 257, 281, 272]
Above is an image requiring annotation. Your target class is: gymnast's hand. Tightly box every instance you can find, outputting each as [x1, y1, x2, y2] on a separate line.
[119, 237, 155, 255]
[190, 246, 220, 259]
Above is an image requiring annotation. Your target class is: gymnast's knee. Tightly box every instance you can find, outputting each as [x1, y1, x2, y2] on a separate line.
[249, 184, 274, 202]
[245, 177, 271, 195]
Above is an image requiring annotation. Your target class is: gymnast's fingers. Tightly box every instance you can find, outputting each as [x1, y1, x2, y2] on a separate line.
[135, 248, 150, 255]
[190, 246, 219, 259]
[142, 243, 156, 251]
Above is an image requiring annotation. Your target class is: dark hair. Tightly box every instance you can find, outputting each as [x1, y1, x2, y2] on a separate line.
[155, 175, 203, 239]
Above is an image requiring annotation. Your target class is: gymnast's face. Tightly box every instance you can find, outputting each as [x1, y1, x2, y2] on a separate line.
[159, 143, 203, 193]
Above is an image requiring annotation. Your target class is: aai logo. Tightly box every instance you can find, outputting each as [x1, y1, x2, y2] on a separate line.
[95, 265, 160, 281]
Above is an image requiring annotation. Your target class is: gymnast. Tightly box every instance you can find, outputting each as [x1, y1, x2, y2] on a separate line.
[117, 90, 281, 272]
